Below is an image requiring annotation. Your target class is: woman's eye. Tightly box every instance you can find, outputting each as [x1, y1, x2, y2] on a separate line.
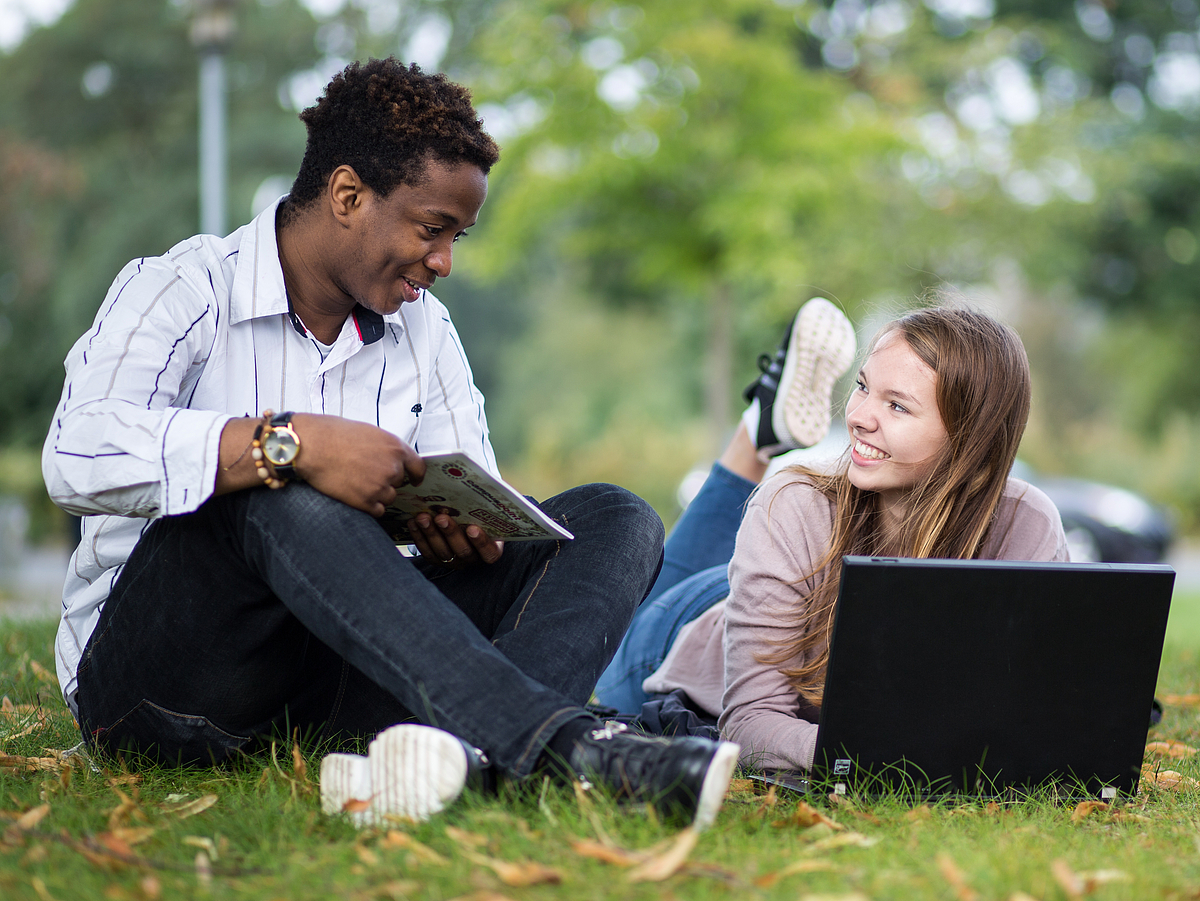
[890, 402, 909, 414]
[855, 379, 866, 392]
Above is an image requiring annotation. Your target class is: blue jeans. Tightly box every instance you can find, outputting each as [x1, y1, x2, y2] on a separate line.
[592, 463, 756, 713]
[75, 481, 664, 775]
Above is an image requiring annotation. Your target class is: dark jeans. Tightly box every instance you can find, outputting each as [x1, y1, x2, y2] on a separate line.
[75, 481, 664, 775]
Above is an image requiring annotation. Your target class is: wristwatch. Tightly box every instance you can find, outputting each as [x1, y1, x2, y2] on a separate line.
[260, 412, 302, 480]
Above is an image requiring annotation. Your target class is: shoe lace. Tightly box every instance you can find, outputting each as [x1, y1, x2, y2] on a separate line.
[589, 721, 629, 742]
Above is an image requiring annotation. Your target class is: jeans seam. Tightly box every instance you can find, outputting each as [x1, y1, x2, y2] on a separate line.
[317, 659, 352, 743]
[512, 706, 583, 775]
[102, 699, 252, 743]
[505, 519, 568, 636]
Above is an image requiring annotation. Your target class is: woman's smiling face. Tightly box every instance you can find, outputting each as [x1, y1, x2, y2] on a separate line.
[844, 330, 949, 508]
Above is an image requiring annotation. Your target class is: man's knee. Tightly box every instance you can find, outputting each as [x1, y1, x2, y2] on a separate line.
[544, 482, 664, 546]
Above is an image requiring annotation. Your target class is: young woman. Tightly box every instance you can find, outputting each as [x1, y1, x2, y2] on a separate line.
[594, 302, 1068, 772]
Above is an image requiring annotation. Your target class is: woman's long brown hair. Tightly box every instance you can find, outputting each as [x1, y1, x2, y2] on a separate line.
[761, 305, 1033, 705]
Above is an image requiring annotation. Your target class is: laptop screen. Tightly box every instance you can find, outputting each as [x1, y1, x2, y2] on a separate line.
[812, 556, 1175, 798]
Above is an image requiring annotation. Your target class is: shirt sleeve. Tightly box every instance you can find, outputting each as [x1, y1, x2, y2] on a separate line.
[401, 301, 498, 478]
[718, 473, 835, 771]
[42, 258, 231, 519]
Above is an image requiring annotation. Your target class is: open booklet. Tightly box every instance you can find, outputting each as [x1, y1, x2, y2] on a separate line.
[377, 451, 574, 543]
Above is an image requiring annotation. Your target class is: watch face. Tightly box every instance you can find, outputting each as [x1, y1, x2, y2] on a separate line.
[262, 428, 299, 466]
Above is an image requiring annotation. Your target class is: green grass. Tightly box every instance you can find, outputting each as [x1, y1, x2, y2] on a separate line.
[3, 596, 1200, 900]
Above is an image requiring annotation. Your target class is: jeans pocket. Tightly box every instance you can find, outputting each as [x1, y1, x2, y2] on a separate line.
[95, 699, 252, 767]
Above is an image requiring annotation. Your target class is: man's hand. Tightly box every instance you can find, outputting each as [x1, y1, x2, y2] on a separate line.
[407, 512, 505, 567]
[289, 414, 425, 516]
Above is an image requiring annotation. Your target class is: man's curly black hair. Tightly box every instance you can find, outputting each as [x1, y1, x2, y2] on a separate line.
[282, 58, 499, 219]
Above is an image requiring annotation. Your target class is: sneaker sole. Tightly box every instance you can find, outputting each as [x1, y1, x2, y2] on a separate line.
[319, 724, 468, 826]
[693, 740, 740, 831]
[774, 297, 857, 449]
[371, 724, 469, 824]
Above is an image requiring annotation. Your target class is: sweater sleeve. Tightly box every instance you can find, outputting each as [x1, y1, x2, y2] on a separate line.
[985, 478, 1071, 562]
[718, 472, 835, 771]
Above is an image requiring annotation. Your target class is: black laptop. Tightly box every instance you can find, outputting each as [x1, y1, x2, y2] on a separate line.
[768, 556, 1174, 800]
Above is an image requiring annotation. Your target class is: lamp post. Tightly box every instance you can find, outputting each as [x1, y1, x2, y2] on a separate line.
[190, 0, 238, 237]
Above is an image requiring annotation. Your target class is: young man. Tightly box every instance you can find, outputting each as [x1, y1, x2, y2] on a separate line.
[43, 58, 738, 828]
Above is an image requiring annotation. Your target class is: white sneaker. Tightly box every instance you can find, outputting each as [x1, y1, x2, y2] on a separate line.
[319, 724, 469, 826]
[743, 297, 857, 460]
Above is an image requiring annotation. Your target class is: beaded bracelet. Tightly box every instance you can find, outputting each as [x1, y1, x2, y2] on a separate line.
[250, 409, 287, 489]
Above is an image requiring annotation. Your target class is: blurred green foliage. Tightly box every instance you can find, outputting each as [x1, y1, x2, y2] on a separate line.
[1, 0, 1199, 540]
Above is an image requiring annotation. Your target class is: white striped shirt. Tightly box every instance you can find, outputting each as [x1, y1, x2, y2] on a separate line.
[42, 197, 497, 713]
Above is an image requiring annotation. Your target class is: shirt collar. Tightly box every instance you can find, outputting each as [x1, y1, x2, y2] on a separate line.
[228, 195, 390, 347]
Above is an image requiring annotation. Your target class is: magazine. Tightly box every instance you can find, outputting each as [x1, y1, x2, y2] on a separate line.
[377, 451, 574, 543]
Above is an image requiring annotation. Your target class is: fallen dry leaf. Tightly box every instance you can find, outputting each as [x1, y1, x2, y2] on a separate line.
[905, 804, 933, 822]
[570, 838, 641, 866]
[445, 892, 519, 901]
[1050, 859, 1128, 898]
[1053, 859, 1085, 900]
[341, 797, 371, 815]
[773, 800, 845, 831]
[30, 876, 56, 901]
[807, 831, 879, 853]
[165, 794, 218, 819]
[139, 875, 162, 899]
[755, 784, 779, 817]
[753, 858, 840, 887]
[796, 893, 870, 901]
[381, 830, 447, 865]
[292, 742, 308, 782]
[1145, 740, 1199, 758]
[626, 827, 699, 883]
[1071, 801, 1109, 823]
[110, 827, 156, 847]
[355, 844, 380, 867]
[29, 660, 59, 688]
[1140, 765, 1200, 791]
[0, 754, 64, 774]
[937, 852, 980, 901]
[182, 836, 217, 859]
[93, 831, 138, 861]
[445, 826, 489, 849]
[107, 788, 140, 831]
[726, 778, 757, 794]
[14, 803, 51, 831]
[461, 848, 562, 886]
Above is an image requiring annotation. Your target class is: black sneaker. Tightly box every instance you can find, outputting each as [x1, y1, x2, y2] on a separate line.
[566, 722, 740, 830]
[743, 297, 856, 458]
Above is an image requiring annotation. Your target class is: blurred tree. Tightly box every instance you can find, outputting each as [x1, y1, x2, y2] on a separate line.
[0, 0, 324, 447]
[469, 0, 917, 456]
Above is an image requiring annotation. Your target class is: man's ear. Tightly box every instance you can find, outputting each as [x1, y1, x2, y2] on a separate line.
[328, 165, 366, 225]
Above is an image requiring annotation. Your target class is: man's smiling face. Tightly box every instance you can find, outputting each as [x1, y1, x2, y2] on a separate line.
[337, 157, 488, 316]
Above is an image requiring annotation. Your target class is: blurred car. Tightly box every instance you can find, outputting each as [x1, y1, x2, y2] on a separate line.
[1010, 461, 1174, 564]
[678, 429, 1174, 564]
